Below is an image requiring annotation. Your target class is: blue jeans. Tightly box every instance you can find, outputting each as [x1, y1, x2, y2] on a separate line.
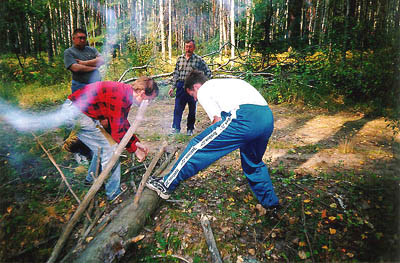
[163, 104, 279, 208]
[172, 81, 196, 131]
[62, 100, 121, 200]
[71, 80, 88, 93]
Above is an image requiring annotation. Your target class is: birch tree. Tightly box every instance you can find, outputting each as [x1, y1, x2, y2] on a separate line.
[159, 0, 166, 59]
[230, 0, 235, 66]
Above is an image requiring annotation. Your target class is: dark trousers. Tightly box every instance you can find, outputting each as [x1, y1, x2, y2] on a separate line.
[172, 81, 196, 131]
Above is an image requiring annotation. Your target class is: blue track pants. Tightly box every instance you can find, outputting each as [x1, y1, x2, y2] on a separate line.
[163, 104, 279, 208]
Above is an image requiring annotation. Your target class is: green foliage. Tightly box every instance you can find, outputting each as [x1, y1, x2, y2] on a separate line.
[262, 47, 398, 114]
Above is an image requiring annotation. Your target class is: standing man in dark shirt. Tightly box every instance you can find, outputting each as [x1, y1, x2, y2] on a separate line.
[169, 40, 212, 136]
[64, 28, 105, 93]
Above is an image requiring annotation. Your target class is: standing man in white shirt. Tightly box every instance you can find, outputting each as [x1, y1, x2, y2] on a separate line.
[147, 70, 280, 209]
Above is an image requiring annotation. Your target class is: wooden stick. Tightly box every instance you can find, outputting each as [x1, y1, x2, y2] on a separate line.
[147, 254, 191, 263]
[133, 141, 168, 208]
[301, 201, 315, 263]
[152, 146, 178, 177]
[200, 214, 223, 263]
[31, 132, 92, 222]
[47, 100, 149, 263]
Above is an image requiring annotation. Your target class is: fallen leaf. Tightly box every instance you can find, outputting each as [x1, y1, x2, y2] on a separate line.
[298, 241, 306, 247]
[86, 236, 93, 243]
[321, 209, 327, 218]
[131, 234, 145, 243]
[329, 228, 336, 234]
[330, 203, 337, 208]
[347, 252, 354, 258]
[7, 206, 13, 213]
[248, 248, 256, 255]
[236, 255, 244, 263]
[298, 250, 307, 259]
[303, 199, 311, 203]
[329, 216, 336, 221]
[322, 245, 328, 250]
[256, 204, 267, 216]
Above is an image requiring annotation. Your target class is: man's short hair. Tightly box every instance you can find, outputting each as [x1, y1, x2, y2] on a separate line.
[73, 28, 87, 36]
[132, 76, 159, 96]
[184, 70, 208, 91]
[185, 39, 195, 46]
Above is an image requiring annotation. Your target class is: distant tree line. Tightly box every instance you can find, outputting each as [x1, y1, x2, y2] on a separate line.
[0, 0, 398, 59]
[0, 0, 399, 111]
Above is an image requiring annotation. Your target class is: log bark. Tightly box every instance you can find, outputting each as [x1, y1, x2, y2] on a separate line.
[72, 149, 178, 263]
[74, 189, 160, 263]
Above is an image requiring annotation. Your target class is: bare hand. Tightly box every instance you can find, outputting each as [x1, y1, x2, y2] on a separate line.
[134, 142, 149, 162]
[100, 119, 109, 129]
[168, 88, 174, 97]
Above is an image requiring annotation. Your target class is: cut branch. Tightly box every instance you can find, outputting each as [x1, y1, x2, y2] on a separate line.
[133, 141, 168, 208]
[200, 214, 223, 263]
[47, 100, 149, 263]
[31, 132, 92, 222]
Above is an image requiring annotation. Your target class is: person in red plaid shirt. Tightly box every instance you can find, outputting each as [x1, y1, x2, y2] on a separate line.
[63, 77, 158, 201]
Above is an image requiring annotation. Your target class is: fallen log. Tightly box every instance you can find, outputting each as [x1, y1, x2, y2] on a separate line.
[72, 148, 177, 263]
[74, 189, 160, 263]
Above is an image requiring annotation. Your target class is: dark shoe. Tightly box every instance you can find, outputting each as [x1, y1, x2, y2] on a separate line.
[186, 129, 194, 136]
[146, 176, 170, 199]
[84, 179, 93, 186]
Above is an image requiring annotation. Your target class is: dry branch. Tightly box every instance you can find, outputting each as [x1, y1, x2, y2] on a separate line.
[31, 132, 92, 222]
[301, 201, 315, 263]
[133, 141, 168, 208]
[200, 214, 223, 263]
[73, 147, 178, 263]
[47, 101, 149, 263]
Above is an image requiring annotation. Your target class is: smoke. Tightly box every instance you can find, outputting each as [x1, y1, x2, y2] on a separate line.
[0, 98, 79, 132]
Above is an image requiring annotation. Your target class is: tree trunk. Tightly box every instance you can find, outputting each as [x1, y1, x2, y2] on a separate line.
[168, 0, 172, 63]
[230, 0, 235, 67]
[74, 189, 160, 263]
[160, 0, 166, 60]
[219, 0, 223, 60]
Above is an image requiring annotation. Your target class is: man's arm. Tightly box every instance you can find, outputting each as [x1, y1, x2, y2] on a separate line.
[69, 63, 98, 73]
[169, 57, 181, 96]
[77, 55, 105, 67]
[212, 116, 222, 124]
[200, 57, 212, 79]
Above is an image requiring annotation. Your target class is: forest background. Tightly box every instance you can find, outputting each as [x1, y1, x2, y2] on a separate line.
[0, 0, 399, 262]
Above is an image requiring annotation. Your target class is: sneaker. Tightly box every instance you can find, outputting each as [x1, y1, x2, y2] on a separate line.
[146, 176, 170, 199]
[169, 128, 180, 135]
[186, 129, 194, 136]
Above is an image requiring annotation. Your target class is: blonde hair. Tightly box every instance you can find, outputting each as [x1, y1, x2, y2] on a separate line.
[131, 76, 159, 96]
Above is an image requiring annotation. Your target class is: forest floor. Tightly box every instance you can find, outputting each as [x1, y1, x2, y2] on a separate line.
[0, 97, 399, 262]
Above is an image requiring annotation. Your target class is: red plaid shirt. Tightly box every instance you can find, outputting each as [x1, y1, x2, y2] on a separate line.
[68, 81, 140, 153]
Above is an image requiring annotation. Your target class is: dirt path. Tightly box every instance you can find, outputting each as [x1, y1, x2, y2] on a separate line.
[132, 97, 400, 177]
